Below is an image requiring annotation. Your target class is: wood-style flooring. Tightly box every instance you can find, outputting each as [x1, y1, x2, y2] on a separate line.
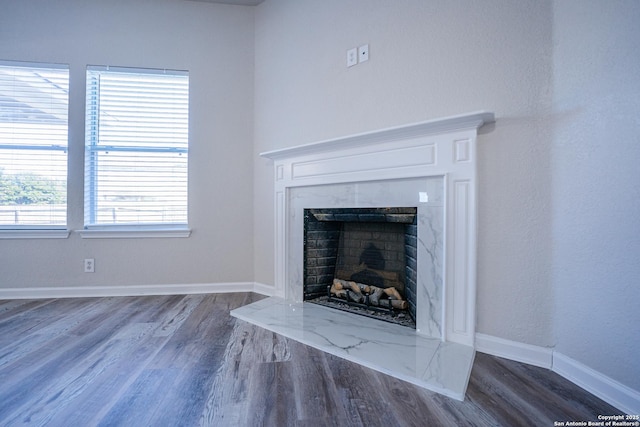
[0, 292, 620, 426]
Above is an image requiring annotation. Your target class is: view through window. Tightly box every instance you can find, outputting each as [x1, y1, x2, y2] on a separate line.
[0, 61, 69, 228]
[84, 66, 189, 228]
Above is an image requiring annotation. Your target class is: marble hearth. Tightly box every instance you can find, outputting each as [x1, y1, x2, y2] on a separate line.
[232, 111, 494, 400]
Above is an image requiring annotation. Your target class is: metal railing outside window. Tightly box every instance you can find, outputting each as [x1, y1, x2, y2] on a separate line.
[0, 61, 69, 229]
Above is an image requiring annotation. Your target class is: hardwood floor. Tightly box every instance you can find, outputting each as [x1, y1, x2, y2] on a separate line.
[0, 293, 620, 426]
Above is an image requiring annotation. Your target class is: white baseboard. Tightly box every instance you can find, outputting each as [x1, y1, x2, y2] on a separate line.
[476, 333, 640, 415]
[553, 352, 640, 415]
[0, 282, 262, 300]
[475, 332, 553, 368]
[252, 282, 275, 296]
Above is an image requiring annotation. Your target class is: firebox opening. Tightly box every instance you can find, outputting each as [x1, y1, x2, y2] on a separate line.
[303, 207, 418, 328]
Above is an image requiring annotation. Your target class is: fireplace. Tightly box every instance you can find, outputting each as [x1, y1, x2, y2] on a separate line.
[232, 112, 494, 400]
[286, 176, 444, 338]
[303, 207, 418, 328]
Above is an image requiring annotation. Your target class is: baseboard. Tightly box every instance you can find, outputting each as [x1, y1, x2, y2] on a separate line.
[475, 332, 553, 369]
[475, 333, 640, 414]
[552, 352, 640, 415]
[252, 282, 275, 296]
[0, 282, 260, 300]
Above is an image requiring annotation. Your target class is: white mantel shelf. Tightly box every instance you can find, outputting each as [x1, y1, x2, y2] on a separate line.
[260, 111, 495, 160]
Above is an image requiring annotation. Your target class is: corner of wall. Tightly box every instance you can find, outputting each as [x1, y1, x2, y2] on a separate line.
[476, 333, 640, 414]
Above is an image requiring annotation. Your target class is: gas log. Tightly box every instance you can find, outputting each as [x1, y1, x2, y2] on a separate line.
[330, 278, 408, 310]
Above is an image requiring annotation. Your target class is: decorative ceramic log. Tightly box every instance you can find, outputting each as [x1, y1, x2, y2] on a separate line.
[378, 299, 408, 310]
[346, 290, 364, 303]
[329, 283, 347, 299]
[333, 278, 371, 295]
[331, 277, 407, 310]
[349, 282, 362, 294]
[369, 287, 384, 305]
[383, 287, 403, 301]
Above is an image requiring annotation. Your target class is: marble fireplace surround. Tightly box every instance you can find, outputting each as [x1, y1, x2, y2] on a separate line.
[232, 111, 495, 400]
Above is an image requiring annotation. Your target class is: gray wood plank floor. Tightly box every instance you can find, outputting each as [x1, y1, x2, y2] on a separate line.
[0, 292, 621, 426]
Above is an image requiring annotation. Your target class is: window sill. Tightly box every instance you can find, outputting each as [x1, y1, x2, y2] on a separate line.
[0, 229, 70, 239]
[78, 227, 191, 239]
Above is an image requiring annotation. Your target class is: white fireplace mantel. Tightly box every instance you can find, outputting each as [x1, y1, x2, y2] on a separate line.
[260, 111, 494, 161]
[233, 112, 495, 399]
[261, 111, 494, 347]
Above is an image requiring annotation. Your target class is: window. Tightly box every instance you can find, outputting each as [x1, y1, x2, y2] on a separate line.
[84, 66, 189, 229]
[0, 61, 69, 229]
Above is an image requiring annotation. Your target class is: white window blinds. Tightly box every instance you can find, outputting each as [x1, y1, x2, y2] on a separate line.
[0, 61, 69, 228]
[84, 66, 189, 228]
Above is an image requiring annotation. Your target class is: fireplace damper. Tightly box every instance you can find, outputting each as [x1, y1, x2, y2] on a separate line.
[303, 207, 418, 327]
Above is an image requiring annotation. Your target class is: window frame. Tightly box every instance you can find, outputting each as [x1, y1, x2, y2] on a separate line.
[0, 60, 70, 238]
[82, 65, 190, 238]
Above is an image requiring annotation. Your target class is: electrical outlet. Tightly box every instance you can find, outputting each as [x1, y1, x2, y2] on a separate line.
[84, 258, 95, 273]
[346, 47, 358, 67]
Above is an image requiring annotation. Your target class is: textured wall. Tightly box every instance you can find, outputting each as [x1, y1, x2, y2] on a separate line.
[0, 0, 255, 287]
[254, 0, 555, 346]
[551, 0, 640, 391]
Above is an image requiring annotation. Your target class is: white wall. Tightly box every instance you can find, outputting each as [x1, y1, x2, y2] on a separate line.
[0, 0, 255, 288]
[254, 0, 640, 396]
[551, 0, 640, 391]
[254, 0, 556, 346]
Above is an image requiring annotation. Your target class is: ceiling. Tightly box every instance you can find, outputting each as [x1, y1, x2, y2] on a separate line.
[185, 0, 265, 5]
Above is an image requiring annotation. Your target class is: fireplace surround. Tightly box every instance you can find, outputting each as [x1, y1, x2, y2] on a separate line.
[285, 175, 445, 337]
[232, 111, 495, 399]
